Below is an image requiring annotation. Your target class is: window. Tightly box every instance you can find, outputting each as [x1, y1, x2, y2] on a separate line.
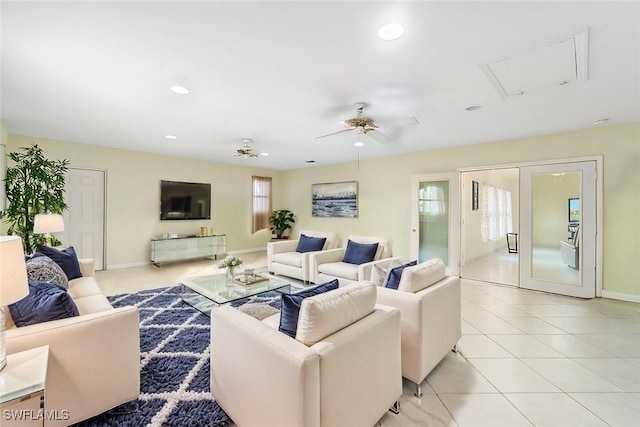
[481, 184, 513, 242]
[419, 184, 446, 217]
[252, 176, 272, 233]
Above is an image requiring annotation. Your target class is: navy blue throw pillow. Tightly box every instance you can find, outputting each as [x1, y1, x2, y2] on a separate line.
[384, 260, 418, 290]
[36, 246, 83, 280]
[342, 240, 379, 265]
[9, 280, 80, 327]
[296, 234, 327, 253]
[278, 279, 339, 338]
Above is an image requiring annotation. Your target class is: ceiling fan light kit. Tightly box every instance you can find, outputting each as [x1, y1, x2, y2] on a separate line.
[235, 138, 260, 158]
[315, 102, 417, 145]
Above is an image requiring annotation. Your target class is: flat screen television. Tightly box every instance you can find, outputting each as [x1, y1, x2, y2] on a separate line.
[160, 180, 211, 220]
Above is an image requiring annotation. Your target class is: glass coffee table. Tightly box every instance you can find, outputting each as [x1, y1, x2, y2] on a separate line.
[180, 268, 293, 315]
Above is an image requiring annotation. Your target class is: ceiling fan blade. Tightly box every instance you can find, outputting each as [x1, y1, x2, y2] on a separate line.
[375, 116, 419, 128]
[315, 128, 353, 140]
[405, 116, 419, 126]
[365, 129, 394, 144]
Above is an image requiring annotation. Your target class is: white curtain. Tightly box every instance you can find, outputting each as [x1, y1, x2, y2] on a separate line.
[419, 185, 446, 216]
[481, 184, 513, 242]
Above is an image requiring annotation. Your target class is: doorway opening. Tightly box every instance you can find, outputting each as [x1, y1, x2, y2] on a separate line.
[460, 168, 519, 287]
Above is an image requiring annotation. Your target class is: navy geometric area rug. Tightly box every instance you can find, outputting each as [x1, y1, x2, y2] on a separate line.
[71, 286, 235, 427]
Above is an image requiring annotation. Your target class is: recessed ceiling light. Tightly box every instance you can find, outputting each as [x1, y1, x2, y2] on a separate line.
[378, 23, 405, 41]
[259, 152, 269, 157]
[354, 141, 365, 147]
[164, 134, 177, 140]
[466, 105, 483, 111]
[170, 86, 189, 95]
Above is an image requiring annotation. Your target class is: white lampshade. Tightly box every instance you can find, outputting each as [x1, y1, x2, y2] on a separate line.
[33, 214, 65, 234]
[0, 236, 28, 305]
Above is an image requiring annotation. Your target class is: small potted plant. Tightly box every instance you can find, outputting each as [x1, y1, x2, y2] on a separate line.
[269, 209, 295, 239]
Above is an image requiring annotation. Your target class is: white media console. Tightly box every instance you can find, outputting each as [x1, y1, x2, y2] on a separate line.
[151, 234, 226, 266]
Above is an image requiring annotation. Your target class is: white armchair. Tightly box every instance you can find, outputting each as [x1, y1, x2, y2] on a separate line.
[376, 258, 462, 397]
[310, 235, 399, 286]
[210, 282, 402, 427]
[267, 230, 338, 283]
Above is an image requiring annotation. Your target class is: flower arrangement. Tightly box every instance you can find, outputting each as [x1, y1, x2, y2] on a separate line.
[219, 255, 243, 269]
[219, 255, 243, 279]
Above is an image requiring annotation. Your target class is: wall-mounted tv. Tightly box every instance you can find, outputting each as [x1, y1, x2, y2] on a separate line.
[160, 180, 211, 220]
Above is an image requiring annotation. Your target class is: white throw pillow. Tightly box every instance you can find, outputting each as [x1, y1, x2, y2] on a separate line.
[295, 281, 376, 346]
[397, 258, 446, 293]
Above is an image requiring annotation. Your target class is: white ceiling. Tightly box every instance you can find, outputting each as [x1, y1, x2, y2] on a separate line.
[2, 1, 639, 170]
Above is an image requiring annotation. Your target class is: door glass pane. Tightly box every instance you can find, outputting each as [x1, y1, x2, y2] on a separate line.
[418, 181, 449, 264]
[531, 172, 581, 285]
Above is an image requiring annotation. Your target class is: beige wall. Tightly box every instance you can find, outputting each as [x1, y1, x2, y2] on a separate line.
[5, 134, 282, 267]
[280, 123, 640, 298]
[4, 122, 639, 297]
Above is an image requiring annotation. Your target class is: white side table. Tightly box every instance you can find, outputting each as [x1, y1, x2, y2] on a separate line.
[0, 346, 49, 427]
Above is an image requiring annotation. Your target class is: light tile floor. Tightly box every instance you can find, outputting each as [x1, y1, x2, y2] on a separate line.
[97, 253, 640, 426]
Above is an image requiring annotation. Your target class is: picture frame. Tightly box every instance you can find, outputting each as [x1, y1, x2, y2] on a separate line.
[472, 180, 479, 211]
[312, 181, 358, 217]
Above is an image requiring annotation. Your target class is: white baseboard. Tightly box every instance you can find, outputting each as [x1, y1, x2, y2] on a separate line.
[105, 261, 150, 270]
[227, 247, 267, 255]
[601, 290, 640, 303]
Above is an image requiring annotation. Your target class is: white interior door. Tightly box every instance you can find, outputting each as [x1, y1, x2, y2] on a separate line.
[410, 173, 460, 275]
[60, 168, 106, 270]
[519, 161, 597, 298]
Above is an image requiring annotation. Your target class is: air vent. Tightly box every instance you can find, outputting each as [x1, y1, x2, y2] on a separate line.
[480, 29, 589, 98]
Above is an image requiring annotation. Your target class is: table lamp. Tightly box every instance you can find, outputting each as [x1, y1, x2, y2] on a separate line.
[34, 213, 65, 246]
[0, 236, 29, 371]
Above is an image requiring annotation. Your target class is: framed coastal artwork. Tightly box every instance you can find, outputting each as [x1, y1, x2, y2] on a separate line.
[312, 181, 358, 218]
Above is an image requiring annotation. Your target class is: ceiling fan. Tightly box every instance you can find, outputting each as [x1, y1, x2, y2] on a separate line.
[315, 102, 418, 144]
[235, 138, 260, 158]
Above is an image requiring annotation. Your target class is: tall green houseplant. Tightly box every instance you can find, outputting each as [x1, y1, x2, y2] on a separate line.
[1, 143, 69, 254]
[269, 209, 295, 239]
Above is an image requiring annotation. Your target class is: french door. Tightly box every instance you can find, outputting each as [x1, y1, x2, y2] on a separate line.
[519, 161, 597, 298]
[410, 173, 460, 275]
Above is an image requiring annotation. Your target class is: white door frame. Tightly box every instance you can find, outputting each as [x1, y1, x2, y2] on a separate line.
[458, 155, 603, 297]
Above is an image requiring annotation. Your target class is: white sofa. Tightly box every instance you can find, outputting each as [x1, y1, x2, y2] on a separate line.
[376, 259, 462, 397]
[210, 282, 402, 427]
[310, 235, 399, 285]
[267, 230, 339, 283]
[5, 259, 140, 427]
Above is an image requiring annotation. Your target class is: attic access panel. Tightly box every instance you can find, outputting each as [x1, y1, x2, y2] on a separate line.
[480, 29, 589, 98]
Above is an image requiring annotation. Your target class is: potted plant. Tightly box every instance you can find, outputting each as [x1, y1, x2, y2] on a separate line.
[1, 143, 69, 254]
[269, 209, 295, 239]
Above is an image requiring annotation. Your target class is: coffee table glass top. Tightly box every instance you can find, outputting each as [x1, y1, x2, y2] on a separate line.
[180, 268, 291, 313]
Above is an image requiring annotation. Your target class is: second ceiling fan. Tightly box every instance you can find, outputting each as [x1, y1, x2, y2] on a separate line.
[315, 102, 418, 144]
